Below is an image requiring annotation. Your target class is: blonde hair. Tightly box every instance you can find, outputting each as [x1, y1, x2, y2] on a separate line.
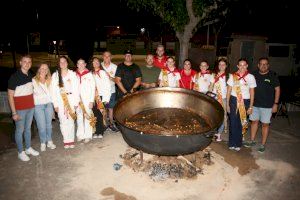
[34, 63, 52, 86]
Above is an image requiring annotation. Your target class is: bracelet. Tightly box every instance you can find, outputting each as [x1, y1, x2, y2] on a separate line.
[274, 102, 279, 105]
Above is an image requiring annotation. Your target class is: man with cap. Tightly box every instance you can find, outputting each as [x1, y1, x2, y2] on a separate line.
[115, 50, 142, 100]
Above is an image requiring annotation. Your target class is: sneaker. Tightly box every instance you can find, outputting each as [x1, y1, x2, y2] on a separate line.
[258, 145, 265, 153]
[109, 123, 119, 132]
[244, 140, 256, 148]
[234, 147, 241, 151]
[77, 138, 84, 142]
[215, 133, 222, 142]
[18, 151, 30, 162]
[47, 141, 56, 150]
[98, 135, 103, 139]
[64, 145, 70, 149]
[93, 135, 99, 139]
[25, 147, 39, 156]
[229, 146, 235, 150]
[40, 143, 46, 152]
[69, 144, 75, 148]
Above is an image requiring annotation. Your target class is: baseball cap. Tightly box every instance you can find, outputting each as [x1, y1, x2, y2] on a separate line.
[124, 49, 133, 55]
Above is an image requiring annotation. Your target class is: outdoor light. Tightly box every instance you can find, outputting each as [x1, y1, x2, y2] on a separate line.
[141, 28, 145, 34]
[53, 41, 57, 45]
[117, 26, 120, 29]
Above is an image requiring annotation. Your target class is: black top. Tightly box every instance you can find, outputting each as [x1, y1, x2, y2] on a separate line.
[7, 69, 33, 90]
[252, 70, 280, 108]
[115, 62, 142, 96]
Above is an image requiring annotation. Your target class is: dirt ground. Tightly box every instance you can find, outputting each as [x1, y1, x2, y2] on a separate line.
[0, 113, 300, 200]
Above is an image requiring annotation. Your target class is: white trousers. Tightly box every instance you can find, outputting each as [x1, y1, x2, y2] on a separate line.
[76, 106, 93, 140]
[57, 107, 75, 144]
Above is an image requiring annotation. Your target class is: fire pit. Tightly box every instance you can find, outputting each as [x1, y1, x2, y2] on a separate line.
[114, 87, 224, 156]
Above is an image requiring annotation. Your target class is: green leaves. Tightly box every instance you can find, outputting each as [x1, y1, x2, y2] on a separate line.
[126, 0, 228, 32]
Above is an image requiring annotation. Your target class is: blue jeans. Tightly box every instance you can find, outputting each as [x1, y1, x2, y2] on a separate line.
[217, 98, 226, 134]
[34, 103, 54, 144]
[15, 108, 34, 153]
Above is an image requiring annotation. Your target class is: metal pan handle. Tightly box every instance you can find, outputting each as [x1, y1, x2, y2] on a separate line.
[206, 91, 216, 98]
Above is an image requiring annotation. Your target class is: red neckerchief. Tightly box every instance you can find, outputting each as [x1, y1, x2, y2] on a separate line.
[76, 69, 89, 83]
[214, 72, 226, 83]
[200, 70, 210, 77]
[234, 71, 249, 83]
[166, 67, 179, 76]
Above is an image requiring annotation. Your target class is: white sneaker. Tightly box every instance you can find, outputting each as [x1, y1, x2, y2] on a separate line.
[93, 135, 98, 139]
[229, 147, 235, 150]
[47, 141, 56, 150]
[234, 147, 241, 151]
[64, 145, 70, 149]
[40, 143, 46, 152]
[69, 144, 75, 148]
[25, 147, 39, 156]
[98, 135, 103, 139]
[18, 151, 30, 162]
[215, 134, 222, 142]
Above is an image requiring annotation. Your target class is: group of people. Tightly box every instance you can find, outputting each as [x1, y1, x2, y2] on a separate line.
[8, 44, 280, 162]
[8, 52, 119, 161]
[114, 45, 280, 154]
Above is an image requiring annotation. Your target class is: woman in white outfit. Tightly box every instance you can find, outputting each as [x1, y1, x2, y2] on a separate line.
[91, 57, 111, 138]
[158, 56, 181, 87]
[51, 56, 80, 149]
[76, 58, 96, 143]
[33, 63, 56, 151]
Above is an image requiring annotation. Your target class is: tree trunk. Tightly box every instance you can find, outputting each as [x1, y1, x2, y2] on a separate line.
[178, 37, 190, 69]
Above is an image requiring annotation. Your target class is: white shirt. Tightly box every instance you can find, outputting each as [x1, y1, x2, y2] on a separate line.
[227, 73, 257, 99]
[77, 72, 95, 105]
[193, 73, 212, 93]
[93, 70, 111, 103]
[101, 62, 117, 93]
[210, 74, 227, 99]
[51, 69, 80, 108]
[32, 78, 52, 105]
[158, 70, 181, 88]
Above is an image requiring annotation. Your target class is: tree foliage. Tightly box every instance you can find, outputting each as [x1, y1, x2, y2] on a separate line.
[126, 0, 230, 67]
[126, 0, 228, 33]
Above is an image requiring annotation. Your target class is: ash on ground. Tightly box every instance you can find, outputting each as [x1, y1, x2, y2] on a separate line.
[120, 148, 213, 182]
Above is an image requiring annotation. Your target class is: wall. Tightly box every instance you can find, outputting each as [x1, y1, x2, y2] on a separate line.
[267, 43, 300, 76]
[0, 92, 11, 113]
[227, 35, 267, 72]
[227, 34, 299, 76]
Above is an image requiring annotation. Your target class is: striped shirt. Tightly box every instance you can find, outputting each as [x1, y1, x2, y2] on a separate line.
[7, 69, 34, 110]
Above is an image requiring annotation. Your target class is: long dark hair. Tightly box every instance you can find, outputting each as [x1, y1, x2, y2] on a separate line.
[57, 55, 69, 88]
[90, 56, 103, 73]
[214, 57, 230, 79]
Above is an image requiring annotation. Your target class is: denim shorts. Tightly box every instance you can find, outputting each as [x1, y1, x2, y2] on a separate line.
[249, 106, 272, 124]
[106, 93, 116, 108]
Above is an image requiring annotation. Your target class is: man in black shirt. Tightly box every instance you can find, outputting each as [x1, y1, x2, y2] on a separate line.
[115, 50, 142, 100]
[244, 57, 280, 153]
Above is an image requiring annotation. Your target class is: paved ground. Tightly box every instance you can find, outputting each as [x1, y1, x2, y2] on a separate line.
[0, 111, 299, 200]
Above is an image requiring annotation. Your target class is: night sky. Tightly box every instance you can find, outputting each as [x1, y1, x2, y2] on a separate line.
[1, 0, 299, 45]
